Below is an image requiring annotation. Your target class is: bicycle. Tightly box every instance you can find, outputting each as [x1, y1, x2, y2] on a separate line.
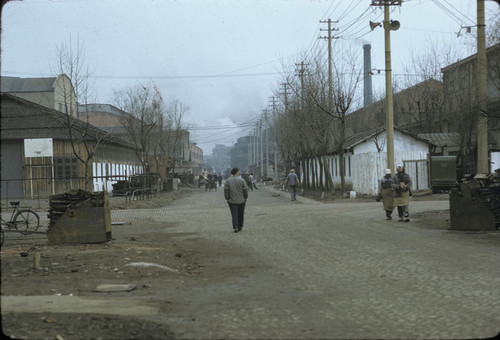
[1, 201, 40, 245]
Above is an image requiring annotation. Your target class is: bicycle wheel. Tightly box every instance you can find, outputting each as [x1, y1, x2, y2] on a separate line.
[14, 209, 40, 234]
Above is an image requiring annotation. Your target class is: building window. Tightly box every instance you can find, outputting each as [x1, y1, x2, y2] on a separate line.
[55, 157, 78, 179]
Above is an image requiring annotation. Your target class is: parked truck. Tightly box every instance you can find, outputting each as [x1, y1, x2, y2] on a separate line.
[430, 156, 457, 193]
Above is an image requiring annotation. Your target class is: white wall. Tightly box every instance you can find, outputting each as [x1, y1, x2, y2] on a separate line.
[351, 152, 386, 195]
[354, 130, 429, 155]
[491, 151, 500, 172]
[350, 151, 429, 195]
[92, 161, 144, 193]
[302, 129, 431, 195]
[301, 154, 354, 190]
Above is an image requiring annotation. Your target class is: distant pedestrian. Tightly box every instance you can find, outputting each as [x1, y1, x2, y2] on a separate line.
[392, 164, 412, 222]
[218, 173, 223, 187]
[377, 168, 394, 220]
[286, 169, 299, 201]
[248, 173, 258, 191]
[224, 167, 249, 233]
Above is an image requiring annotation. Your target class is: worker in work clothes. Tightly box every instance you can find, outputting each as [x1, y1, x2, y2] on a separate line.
[392, 164, 412, 222]
[377, 168, 394, 220]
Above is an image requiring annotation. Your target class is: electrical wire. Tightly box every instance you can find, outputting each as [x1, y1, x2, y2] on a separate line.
[431, 0, 473, 26]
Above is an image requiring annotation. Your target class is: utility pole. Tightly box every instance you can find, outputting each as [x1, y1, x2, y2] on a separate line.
[371, 0, 401, 171]
[250, 130, 254, 172]
[255, 127, 258, 168]
[270, 96, 279, 179]
[477, 0, 488, 173]
[248, 132, 252, 170]
[264, 109, 269, 178]
[280, 82, 290, 114]
[295, 61, 308, 110]
[260, 118, 264, 179]
[253, 122, 259, 175]
[320, 19, 339, 112]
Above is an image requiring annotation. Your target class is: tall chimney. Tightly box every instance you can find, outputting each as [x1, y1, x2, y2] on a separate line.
[363, 44, 373, 107]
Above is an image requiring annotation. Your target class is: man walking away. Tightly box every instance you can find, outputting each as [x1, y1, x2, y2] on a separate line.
[377, 168, 394, 220]
[224, 168, 249, 233]
[286, 169, 299, 202]
[392, 164, 412, 222]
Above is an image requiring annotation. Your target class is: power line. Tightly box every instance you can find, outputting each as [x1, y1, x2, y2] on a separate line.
[431, 0, 474, 26]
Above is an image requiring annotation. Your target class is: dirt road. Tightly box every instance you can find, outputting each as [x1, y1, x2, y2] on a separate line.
[1, 186, 498, 339]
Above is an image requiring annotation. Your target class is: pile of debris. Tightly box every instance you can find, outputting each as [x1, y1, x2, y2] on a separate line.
[111, 180, 133, 196]
[457, 171, 500, 230]
[111, 173, 161, 196]
[48, 190, 105, 228]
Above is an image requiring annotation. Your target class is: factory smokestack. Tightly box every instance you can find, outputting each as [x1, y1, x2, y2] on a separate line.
[363, 44, 373, 107]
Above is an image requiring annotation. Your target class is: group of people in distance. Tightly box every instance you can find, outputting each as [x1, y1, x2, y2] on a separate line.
[378, 164, 412, 222]
[222, 163, 413, 234]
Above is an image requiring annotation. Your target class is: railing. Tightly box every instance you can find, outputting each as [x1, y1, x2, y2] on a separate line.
[0, 175, 145, 203]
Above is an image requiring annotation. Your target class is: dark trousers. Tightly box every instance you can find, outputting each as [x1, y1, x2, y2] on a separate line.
[397, 206, 409, 218]
[228, 203, 245, 229]
[289, 185, 297, 200]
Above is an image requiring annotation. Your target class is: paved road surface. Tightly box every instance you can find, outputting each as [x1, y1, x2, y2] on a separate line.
[114, 186, 499, 339]
[2, 185, 499, 339]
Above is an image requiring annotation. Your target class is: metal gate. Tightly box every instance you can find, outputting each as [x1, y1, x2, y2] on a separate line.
[1, 141, 24, 198]
[403, 159, 429, 191]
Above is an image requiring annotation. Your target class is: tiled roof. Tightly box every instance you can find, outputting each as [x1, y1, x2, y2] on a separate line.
[329, 126, 434, 154]
[0, 93, 135, 149]
[0, 76, 57, 92]
[418, 133, 461, 147]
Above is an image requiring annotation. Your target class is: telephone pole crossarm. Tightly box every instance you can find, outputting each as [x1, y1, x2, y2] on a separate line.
[371, 0, 402, 5]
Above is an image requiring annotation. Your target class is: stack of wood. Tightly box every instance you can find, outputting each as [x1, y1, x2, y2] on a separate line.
[48, 190, 105, 228]
[111, 180, 131, 195]
[460, 171, 500, 230]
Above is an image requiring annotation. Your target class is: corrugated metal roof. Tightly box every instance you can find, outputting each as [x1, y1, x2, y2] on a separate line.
[418, 133, 461, 147]
[328, 126, 434, 154]
[1, 93, 136, 149]
[1, 76, 57, 92]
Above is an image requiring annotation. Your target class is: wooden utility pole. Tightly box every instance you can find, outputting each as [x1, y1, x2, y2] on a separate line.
[248, 132, 252, 169]
[251, 130, 255, 171]
[260, 118, 264, 179]
[371, 0, 401, 171]
[477, 0, 488, 173]
[295, 61, 308, 110]
[270, 96, 279, 179]
[281, 82, 289, 114]
[255, 124, 259, 174]
[264, 109, 269, 177]
[320, 19, 339, 112]
[383, 4, 395, 172]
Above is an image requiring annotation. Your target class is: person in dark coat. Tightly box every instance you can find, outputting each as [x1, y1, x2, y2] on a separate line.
[224, 168, 249, 233]
[392, 164, 412, 222]
[286, 169, 299, 202]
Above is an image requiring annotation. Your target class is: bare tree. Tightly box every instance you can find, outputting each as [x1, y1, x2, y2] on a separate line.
[163, 98, 190, 186]
[272, 46, 362, 194]
[297, 47, 362, 194]
[113, 81, 190, 190]
[486, 6, 500, 47]
[55, 37, 109, 191]
[398, 40, 461, 133]
[113, 82, 162, 171]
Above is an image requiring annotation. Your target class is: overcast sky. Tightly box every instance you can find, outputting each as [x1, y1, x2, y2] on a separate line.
[1, 0, 498, 155]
